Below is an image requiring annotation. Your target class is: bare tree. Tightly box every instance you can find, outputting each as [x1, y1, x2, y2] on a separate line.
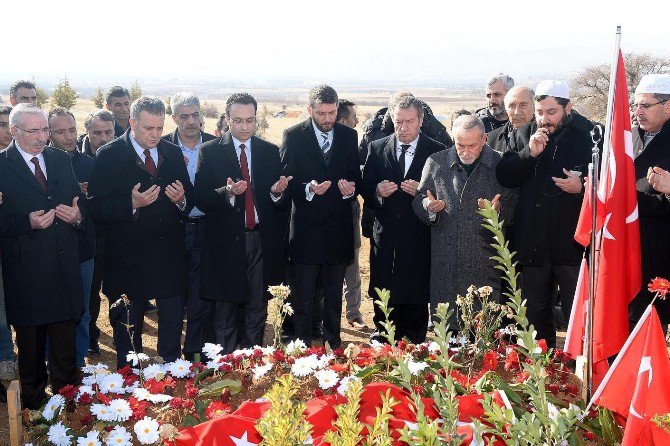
[571, 52, 670, 122]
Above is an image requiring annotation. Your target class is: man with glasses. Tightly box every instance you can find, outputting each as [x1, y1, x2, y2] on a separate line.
[0, 104, 84, 409]
[496, 80, 593, 349]
[629, 74, 670, 327]
[195, 93, 290, 353]
[162, 93, 216, 360]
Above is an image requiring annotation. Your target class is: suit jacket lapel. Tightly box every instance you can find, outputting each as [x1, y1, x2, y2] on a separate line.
[6, 143, 48, 195]
[302, 119, 327, 169]
[43, 148, 58, 194]
[383, 136, 401, 182]
[406, 133, 428, 180]
[221, 133, 243, 180]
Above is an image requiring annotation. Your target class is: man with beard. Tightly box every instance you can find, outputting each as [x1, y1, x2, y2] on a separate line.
[362, 95, 445, 342]
[9, 80, 37, 106]
[496, 80, 592, 348]
[162, 93, 216, 360]
[629, 74, 670, 327]
[105, 86, 131, 137]
[475, 74, 514, 133]
[280, 85, 360, 348]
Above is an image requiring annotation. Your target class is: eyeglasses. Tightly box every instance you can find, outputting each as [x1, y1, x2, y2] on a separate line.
[230, 118, 257, 125]
[16, 127, 50, 135]
[631, 99, 669, 110]
[0, 122, 8, 128]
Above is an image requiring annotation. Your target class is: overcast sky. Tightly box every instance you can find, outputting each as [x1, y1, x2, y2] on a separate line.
[5, 0, 669, 87]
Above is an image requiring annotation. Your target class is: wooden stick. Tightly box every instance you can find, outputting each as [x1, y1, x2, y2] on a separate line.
[7, 380, 22, 446]
[575, 355, 588, 401]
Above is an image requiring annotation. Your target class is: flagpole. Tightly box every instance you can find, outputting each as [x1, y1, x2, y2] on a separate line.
[584, 25, 621, 401]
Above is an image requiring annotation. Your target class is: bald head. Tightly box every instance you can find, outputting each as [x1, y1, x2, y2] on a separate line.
[504, 86, 535, 129]
[452, 115, 487, 165]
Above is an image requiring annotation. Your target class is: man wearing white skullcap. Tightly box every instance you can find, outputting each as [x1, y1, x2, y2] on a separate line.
[630, 73, 670, 327]
[496, 79, 595, 348]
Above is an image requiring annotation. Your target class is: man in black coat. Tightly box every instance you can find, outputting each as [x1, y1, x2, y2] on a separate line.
[162, 93, 216, 360]
[496, 81, 593, 348]
[105, 86, 131, 137]
[195, 93, 290, 353]
[88, 96, 194, 368]
[362, 96, 445, 343]
[280, 85, 361, 348]
[0, 104, 84, 409]
[629, 74, 670, 326]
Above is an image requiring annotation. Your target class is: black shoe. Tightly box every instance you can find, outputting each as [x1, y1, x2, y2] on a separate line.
[0, 382, 6, 404]
[88, 340, 101, 357]
[311, 325, 323, 340]
[145, 301, 157, 314]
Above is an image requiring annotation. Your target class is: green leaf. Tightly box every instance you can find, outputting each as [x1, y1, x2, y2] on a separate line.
[199, 379, 243, 397]
[181, 414, 201, 427]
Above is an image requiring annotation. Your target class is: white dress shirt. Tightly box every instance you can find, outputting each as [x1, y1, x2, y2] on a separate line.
[230, 136, 259, 225]
[16, 142, 47, 179]
[396, 135, 419, 177]
[178, 135, 204, 218]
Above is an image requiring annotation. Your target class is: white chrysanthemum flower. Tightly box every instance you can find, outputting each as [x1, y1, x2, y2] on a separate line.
[77, 385, 94, 398]
[260, 345, 276, 356]
[316, 353, 335, 369]
[252, 362, 273, 381]
[134, 416, 160, 444]
[142, 364, 165, 381]
[126, 351, 150, 367]
[285, 339, 307, 355]
[76, 430, 101, 446]
[91, 403, 114, 422]
[105, 425, 132, 446]
[147, 393, 172, 404]
[202, 343, 223, 360]
[282, 302, 294, 316]
[232, 348, 254, 357]
[99, 373, 124, 394]
[407, 359, 429, 376]
[167, 359, 192, 379]
[82, 375, 99, 387]
[337, 375, 361, 396]
[315, 369, 339, 389]
[108, 399, 133, 422]
[82, 363, 109, 374]
[205, 356, 223, 370]
[42, 394, 65, 421]
[132, 388, 152, 401]
[291, 356, 316, 377]
[47, 421, 72, 446]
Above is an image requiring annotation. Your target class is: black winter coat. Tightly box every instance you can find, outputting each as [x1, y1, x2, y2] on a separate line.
[0, 144, 84, 326]
[87, 130, 194, 300]
[195, 133, 289, 303]
[361, 133, 445, 304]
[496, 113, 594, 266]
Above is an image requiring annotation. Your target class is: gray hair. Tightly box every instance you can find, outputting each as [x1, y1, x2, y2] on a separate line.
[388, 91, 414, 108]
[452, 115, 486, 135]
[170, 92, 200, 116]
[308, 84, 338, 108]
[130, 96, 165, 121]
[487, 73, 515, 91]
[391, 95, 424, 120]
[84, 109, 115, 131]
[8, 103, 47, 127]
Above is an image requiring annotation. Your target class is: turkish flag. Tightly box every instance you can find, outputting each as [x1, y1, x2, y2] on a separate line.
[574, 50, 642, 368]
[590, 305, 670, 445]
[564, 258, 589, 358]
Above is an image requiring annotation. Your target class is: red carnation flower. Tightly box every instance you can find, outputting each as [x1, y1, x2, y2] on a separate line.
[58, 384, 78, 401]
[117, 365, 133, 377]
[482, 351, 499, 371]
[128, 396, 149, 420]
[78, 392, 93, 405]
[80, 413, 93, 425]
[170, 397, 184, 409]
[185, 386, 199, 399]
[538, 339, 548, 354]
[504, 351, 520, 371]
[648, 277, 670, 299]
[205, 401, 232, 420]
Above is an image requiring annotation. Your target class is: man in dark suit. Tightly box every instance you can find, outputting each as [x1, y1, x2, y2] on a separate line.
[162, 93, 216, 360]
[88, 96, 194, 368]
[362, 95, 446, 343]
[280, 85, 361, 348]
[195, 93, 290, 353]
[0, 104, 84, 409]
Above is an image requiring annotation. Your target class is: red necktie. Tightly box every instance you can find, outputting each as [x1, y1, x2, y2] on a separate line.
[30, 157, 47, 192]
[143, 149, 157, 177]
[239, 144, 256, 229]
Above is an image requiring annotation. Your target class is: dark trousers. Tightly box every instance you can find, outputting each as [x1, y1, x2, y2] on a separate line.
[184, 221, 214, 358]
[522, 260, 579, 348]
[15, 320, 77, 409]
[214, 231, 266, 354]
[293, 262, 347, 348]
[373, 303, 429, 344]
[282, 263, 324, 336]
[88, 237, 106, 344]
[109, 294, 184, 369]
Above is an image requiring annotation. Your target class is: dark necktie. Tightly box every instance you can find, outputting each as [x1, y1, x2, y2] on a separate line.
[239, 144, 256, 229]
[30, 157, 47, 192]
[144, 149, 157, 177]
[321, 133, 331, 163]
[399, 144, 410, 178]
